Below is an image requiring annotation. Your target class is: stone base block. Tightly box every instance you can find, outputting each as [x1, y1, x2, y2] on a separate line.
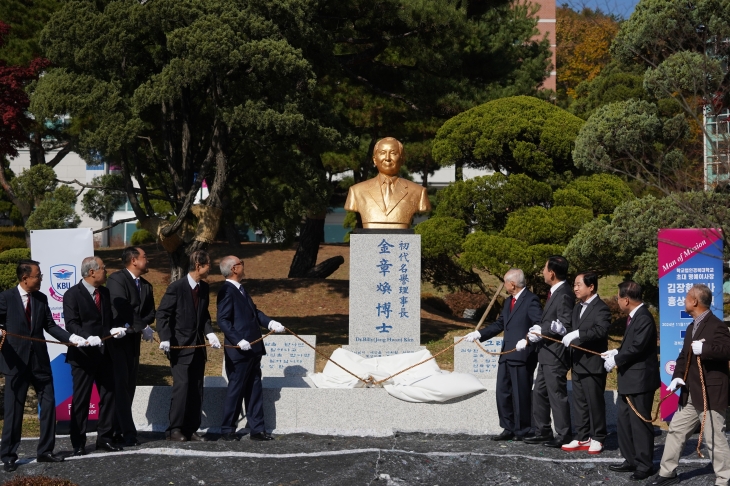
[131, 379, 619, 436]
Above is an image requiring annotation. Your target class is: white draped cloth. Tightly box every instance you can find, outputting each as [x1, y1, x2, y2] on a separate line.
[308, 348, 486, 403]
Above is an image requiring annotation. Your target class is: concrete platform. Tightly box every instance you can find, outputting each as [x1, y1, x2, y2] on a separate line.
[131, 378, 620, 436]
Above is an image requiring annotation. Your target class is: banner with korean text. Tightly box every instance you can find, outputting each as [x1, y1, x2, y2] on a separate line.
[30, 228, 97, 430]
[658, 228, 723, 421]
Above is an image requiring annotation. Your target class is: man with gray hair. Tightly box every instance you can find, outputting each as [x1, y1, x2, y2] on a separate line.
[217, 255, 285, 441]
[63, 256, 123, 455]
[465, 268, 542, 441]
[648, 284, 730, 486]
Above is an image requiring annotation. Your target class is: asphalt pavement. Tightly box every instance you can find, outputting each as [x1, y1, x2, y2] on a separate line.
[0, 430, 723, 485]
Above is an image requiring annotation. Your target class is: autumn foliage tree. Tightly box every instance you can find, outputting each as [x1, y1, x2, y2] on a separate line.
[557, 6, 619, 99]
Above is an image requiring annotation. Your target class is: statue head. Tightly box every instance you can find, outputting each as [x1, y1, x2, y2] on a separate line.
[372, 137, 404, 177]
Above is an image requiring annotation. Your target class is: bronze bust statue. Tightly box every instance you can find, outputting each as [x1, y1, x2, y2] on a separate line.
[344, 137, 431, 229]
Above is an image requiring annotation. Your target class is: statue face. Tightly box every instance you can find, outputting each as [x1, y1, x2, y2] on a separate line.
[373, 140, 402, 176]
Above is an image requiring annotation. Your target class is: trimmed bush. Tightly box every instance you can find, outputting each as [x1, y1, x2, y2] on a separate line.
[130, 229, 155, 245]
[0, 248, 31, 264]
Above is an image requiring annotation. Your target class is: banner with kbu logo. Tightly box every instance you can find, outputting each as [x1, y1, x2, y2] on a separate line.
[30, 228, 96, 429]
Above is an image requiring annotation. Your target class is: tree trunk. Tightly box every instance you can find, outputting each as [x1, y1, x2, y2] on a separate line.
[422, 170, 428, 188]
[288, 215, 333, 278]
[304, 256, 345, 278]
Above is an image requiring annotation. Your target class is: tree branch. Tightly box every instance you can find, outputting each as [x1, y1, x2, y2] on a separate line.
[93, 217, 138, 234]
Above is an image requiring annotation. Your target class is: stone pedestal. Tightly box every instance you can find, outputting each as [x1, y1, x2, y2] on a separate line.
[343, 233, 423, 358]
[453, 337, 503, 379]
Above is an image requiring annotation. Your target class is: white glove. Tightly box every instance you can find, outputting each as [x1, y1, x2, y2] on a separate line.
[515, 339, 527, 351]
[110, 327, 127, 339]
[142, 326, 154, 342]
[207, 333, 221, 349]
[464, 331, 482, 342]
[87, 335, 102, 347]
[692, 340, 703, 355]
[550, 320, 566, 336]
[528, 324, 542, 342]
[666, 378, 685, 392]
[159, 341, 170, 352]
[238, 339, 251, 351]
[603, 356, 616, 372]
[69, 334, 88, 347]
[562, 330, 580, 347]
[268, 320, 285, 333]
[602, 349, 619, 358]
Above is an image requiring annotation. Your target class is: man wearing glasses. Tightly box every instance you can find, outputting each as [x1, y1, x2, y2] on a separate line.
[217, 255, 285, 441]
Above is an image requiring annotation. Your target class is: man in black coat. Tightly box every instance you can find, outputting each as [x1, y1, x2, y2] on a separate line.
[649, 284, 730, 486]
[217, 255, 286, 441]
[559, 271, 612, 454]
[465, 268, 542, 441]
[156, 250, 220, 442]
[602, 281, 659, 481]
[107, 246, 156, 446]
[0, 259, 87, 471]
[524, 256, 576, 448]
[64, 256, 124, 455]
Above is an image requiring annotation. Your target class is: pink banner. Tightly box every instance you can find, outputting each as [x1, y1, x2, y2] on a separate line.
[657, 228, 723, 279]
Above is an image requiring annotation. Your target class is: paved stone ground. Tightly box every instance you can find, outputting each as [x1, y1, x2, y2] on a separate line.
[1, 430, 723, 485]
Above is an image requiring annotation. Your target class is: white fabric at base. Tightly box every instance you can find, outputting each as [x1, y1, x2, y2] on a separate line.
[308, 348, 486, 403]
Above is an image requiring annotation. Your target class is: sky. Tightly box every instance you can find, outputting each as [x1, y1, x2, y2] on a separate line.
[562, 0, 640, 19]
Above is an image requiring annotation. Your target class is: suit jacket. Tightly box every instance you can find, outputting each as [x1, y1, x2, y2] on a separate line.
[672, 312, 730, 412]
[536, 282, 576, 367]
[615, 305, 660, 395]
[344, 176, 431, 228]
[155, 277, 214, 365]
[107, 269, 155, 333]
[0, 287, 70, 376]
[217, 281, 272, 362]
[570, 295, 612, 375]
[63, 281, 113, 367]
[478, 288, 542, 364]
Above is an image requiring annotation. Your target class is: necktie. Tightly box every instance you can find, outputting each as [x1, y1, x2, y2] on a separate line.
[510, 298, 516, 312]
[546, 291, 552, 301]
[626, 315, 632, 328]
[135, 278, 141, 297]
[384, 179, 393, 209]
[93, 289, 101, 312]
[192, 284, 200, 311]
[24, 295, 31, 327]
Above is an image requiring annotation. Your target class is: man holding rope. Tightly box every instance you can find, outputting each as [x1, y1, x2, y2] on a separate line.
[465, 268, 542, 441]
[648, 284, 730, 486]
[157, 250, 220, 442]
[603, 281, 659, 481]
[0, 259, 88, 471]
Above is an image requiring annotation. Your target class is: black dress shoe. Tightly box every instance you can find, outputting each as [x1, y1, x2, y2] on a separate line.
[250, 432, 274, 441]
[219, 432, 240, 441]
[167, 429, 187, 442]
[96, 441, 123, 452]
[543, 437, 571, 448]
[491, 430, 515, 441]
[3, 461, 17, 472]
[646, 475, 679, 485]
[609, 463, 636, 473]
[523, 434, 554, 444]
[37, 452, 64, 463]
[72, 446, 86, 456]
[124, 438, 140, 447]
[629, 470, 653, 481]
[189, 433, 207, 442]
[111, 433, 125, 444]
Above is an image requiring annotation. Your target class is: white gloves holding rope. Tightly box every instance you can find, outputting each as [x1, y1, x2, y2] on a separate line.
[666, 378, 685, 392]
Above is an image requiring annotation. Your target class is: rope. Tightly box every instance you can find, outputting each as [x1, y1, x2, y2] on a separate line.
[153, 331, 276, 350]
[0, 330, 122, 351]
[697, 354, 708, 458]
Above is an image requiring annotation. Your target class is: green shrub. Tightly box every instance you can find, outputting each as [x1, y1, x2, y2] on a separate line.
[130, 229, 155, 245]
[0, 248, 31, 264]
[0, 263, 17, 291]
[0, 235, 26, 252]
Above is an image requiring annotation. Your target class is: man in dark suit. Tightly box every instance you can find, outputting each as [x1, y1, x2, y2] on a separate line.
[107, 246, 156, 446]
[64, 256, 124, 455]
[217, 255, 285, 441]
[465, 268, 542, 441]
[524, 256, 576, 448]
[648, 284, 730, 486]
[0, 259, 88, 471]
[156, 250, 220, 442]
[601, 281, 659, 481]
[559, 271, 611, 454]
